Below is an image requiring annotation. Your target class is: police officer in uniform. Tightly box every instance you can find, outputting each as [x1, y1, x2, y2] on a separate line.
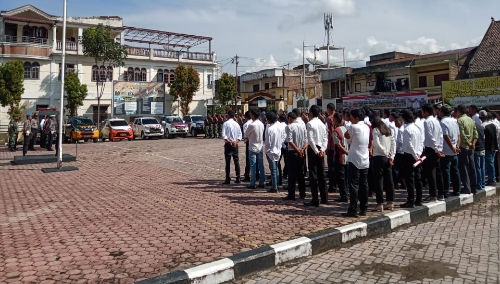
[22, 113, 32, 156]
[46, 115, 57, 151]
[29, 112, 39, 151]
[39, 115, 48, 148]
[205, 115, 211, 138]
[8, 115, 20, 152]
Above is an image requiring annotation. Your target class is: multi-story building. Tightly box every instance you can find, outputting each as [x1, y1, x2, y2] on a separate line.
[0, 4, 216, 134]
[239, 66, 322, 113]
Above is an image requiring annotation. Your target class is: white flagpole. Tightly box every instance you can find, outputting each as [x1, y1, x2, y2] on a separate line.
[57, 0, 67, 169]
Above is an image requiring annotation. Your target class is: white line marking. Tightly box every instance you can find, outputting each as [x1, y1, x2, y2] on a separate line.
[270, 237, 312, 265]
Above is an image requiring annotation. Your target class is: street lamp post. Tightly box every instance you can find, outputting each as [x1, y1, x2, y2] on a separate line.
[57, 0, 67, 169]
[302, 41, 315, 102]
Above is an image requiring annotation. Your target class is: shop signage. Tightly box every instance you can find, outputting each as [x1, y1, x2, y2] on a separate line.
[442, 76, 500, 106]
[112, 81, 165, 116]
[342, 92, 427, 109]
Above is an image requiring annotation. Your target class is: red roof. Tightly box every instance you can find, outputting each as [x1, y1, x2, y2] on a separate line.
[467, 19, 500, 74]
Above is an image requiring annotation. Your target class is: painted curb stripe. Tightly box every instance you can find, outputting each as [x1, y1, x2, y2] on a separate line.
[270, 237, 312, 265]
[139, 186, 499, 284]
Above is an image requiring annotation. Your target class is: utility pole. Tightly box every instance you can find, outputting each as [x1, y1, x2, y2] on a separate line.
[233, 54, 239, 111]
[302, 41, 306, 99]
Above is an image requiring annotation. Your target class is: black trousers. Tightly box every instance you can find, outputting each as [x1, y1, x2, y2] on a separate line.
[495, 151, 500, 182]
[403, 153, 423, 204]
[335, 161, 348, 199]
[22, 133, 30, 156]
[347, 162, 368, 213]
[287, 151, 306, 198]
[278, 148, 286, 184]
[372, 156, 395, 203]
[326, 149, 337, 190]
[280, 148, 287, 179]
[368, 158, 375, 195]
[244, 142, 250, 179]
[40, 132, 46, 148]
[47, 132, 55, 150]
[29, 128, 37, 150]
[224, 143, 240, 181]
[307, 147, 327, 203]
[394, 153, 406, 189]
[423, 147, 444, 197]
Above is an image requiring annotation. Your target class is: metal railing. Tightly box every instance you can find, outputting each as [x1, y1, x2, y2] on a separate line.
[56, 40, 78, 51]
[126, 46, 150, 57]
[153, 49, 179, 59]
[0, 35, 48, 45]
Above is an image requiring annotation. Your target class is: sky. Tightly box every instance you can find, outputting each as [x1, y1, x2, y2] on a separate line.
[7, 0, 500, 74]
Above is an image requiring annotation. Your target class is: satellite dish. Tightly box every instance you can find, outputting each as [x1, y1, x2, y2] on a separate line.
[306, 58, 324, 66]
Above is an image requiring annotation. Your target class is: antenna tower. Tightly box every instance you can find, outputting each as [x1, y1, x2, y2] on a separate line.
[324, 13, 333, 46]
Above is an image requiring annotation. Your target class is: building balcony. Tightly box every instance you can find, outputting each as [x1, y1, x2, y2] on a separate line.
[0, 35, 52, 58]
[125, 46, 213, 62]
[56, 40, 78, 51]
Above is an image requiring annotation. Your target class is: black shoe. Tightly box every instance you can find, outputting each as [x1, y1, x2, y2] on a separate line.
[299, 195, 306, 200]
[335, 197, 349, 203]
[451, 192, 460, 196]
[423, 196, 437, 203]
[415, 202, 423, 206]
[359, 211, 367, 216]
[320, 200, 329, 205]
[247, 185, 257, 189]
[303, 201, 319, 207]
[400, 202, 415, 208]
[341, 211, 359, 218]
[257, 185, 265, 189]
[9, 148, 14, 152]
[266, 181, 273, 186]
[235, 178, 241, 184]
[282, 196, 295, 201]
[47, 149, 54, 151]
[222, 180, 230, 185]
[242, 177, 250, 182]
[267, 188, 278, 193]
[278, 181, 283, 186]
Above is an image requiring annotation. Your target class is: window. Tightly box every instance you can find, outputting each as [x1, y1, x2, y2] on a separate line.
[92, 65, 98, 81]
[207, 74, 212, 85]
[355, 83, 361, 92]
[141, 68, 147, 82]
[107, 66, 113, 81]
[134, 68, 141, 81]
[23, 62, 40, 80]
[434, 73, 449, 87]
[169, 69, 175, 83]
[418, 76, 427, 88]
[272, 82, 277, 88]
[125, 67, 134, 81]
[264, 83, 270, 90]
[99, 66, 106, 82]
[24, 62, 32, 79]
[58, 63, 75, 81]
[157, 69, 164, 82]
[253, 84, 259, 92]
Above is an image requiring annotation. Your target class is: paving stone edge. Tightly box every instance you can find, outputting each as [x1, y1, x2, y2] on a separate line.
[135, 186, 500, 284]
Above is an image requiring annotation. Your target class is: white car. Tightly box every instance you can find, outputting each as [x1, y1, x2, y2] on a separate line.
[132, 117, 164, 139]
[160, 115, 188, 138]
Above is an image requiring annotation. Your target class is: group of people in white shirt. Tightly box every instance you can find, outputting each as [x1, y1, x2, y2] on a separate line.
[220, 102, 500, 218]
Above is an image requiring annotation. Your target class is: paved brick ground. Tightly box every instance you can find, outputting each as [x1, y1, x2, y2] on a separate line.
[1, 137, 430, 283]
[242, 196, 500, 284]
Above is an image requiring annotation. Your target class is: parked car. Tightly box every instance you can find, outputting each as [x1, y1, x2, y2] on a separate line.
[64, 116, 99, 143]
[132, 117, 164, 139]
[100, 118, 134, 141]
[160, 115, 188, 138]
[183, 115, 205, 137]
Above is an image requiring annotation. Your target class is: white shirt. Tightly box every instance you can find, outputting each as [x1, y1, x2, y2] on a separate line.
[287, 120, 308, 150]
[221, 118, 242, 142]
[265, 122, 286, 161]
[243, 119, 252, 139]
[403, 122, 423, 161]
[306, 117, 328, 154]
[440, 116, 460, 156]
[382, 117, 390, 127]
[423, 116, 444, 152]
[296, 117, 306, 128]
[345, 121, 352, 130]
[372, 128, 396, 159]
[490, 119, 500, 149]
[472, 113, 482, 127]
[346, 121, 370, 169]
[396, 125, 404, 154]
[415, 118, 425, 150]
[245, 119, 264, 153]
[279, 121, 288, 148]
[388, 121, 398, 143]
[363, 116, 371, 126]
[40, 118, 46, 130]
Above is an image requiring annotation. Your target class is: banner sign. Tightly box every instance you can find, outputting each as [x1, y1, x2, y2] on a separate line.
[257, 99, 267, 108]
[442, 76, 500, 106]
[342, 92, 427, 109]
[113, 81, 166, 116]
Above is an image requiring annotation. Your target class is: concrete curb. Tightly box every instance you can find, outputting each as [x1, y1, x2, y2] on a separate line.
[136, 186, 500, 284]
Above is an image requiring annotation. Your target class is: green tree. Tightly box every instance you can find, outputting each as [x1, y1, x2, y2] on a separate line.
[216, 72, 237, 107]
[170, 64, 200, 116]
[65, 72, 88, 117]
[0, 61, 25, 118]
[81, 24, 127, 126]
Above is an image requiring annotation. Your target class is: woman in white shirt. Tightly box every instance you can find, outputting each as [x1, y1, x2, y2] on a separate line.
[370, 113, 396, 212]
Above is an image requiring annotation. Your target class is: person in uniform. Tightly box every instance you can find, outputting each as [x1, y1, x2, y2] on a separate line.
[39, 115, 48, 148]
[205, 115, 211, 138]
[218, 114, 224, 138]
[211, 114, 217, 138]
[46, 115, 57, 151]
[29, 112, 39, 151]
[22, 113, 32, 156]
[8, 115, 20, 152]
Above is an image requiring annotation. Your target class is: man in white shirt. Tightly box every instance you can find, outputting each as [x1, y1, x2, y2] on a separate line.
[221, 110, 242, 185]
[401, 110, 424, 208]
[342, 109, 370, 217]
[277, 114, 288, 186]
[422, 104, 445, 202]
[265, 111, 286, 192]
[245, 108, 265, 189]
[39, 114, 47, 149]
[469, 105, 481, 127]
[439, 105, 461, 199]
[393, 114, 406, 190]
[242, 111, 252, 182]
[293, 108, 308, 175]
[283, 112, 308, 200]
[304, 105, 328, 207]
[382, 109, 391, 127]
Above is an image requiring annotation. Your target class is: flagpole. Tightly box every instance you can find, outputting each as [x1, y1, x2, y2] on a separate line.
[57, 0, 67, 169]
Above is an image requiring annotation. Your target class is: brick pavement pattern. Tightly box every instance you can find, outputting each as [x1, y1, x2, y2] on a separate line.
[0, 138, 443, 283]
[242, 196, 500, 284]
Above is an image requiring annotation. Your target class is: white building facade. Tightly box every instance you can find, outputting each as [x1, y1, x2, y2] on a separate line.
[0, 4, 216, 131]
